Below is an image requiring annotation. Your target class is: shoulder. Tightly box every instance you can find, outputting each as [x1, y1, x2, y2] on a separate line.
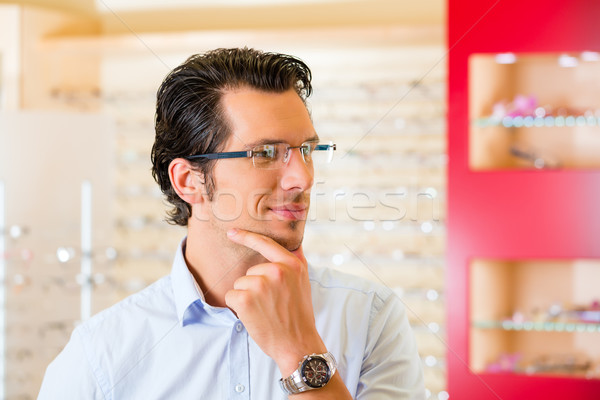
[77, 275, 175, 337]
[40, 275, 177, 397]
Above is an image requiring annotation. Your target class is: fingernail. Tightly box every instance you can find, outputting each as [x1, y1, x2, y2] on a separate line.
[227, 228, 238, 237]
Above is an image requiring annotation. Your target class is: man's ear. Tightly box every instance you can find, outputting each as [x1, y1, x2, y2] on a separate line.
[168, 158, 206, 204]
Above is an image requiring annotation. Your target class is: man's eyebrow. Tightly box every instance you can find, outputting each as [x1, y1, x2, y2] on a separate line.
[244, 134, 320, 149]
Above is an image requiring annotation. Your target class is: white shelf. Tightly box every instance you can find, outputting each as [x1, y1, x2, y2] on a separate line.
[472, 320, 600, 333]
[474, 115, 600, 128]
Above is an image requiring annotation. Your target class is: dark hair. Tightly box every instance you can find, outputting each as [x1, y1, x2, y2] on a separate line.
[151, 47, 313, 226]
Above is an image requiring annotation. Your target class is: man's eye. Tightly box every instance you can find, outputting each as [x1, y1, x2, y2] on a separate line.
[254, 145, 276, 159]
[301, 145, 314, 160]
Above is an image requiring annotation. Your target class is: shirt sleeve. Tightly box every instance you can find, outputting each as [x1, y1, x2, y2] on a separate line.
[356, 292, 425, 399]
[37, 327, 105, 400]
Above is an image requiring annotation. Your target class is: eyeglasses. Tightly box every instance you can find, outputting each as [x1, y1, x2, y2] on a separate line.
[186, 140, 336, 170]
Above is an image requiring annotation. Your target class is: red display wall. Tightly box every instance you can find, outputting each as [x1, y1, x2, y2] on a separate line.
[447, 0, 600, 398]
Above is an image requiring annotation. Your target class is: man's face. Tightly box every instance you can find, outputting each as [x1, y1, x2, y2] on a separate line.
[194, 88, 316, 251]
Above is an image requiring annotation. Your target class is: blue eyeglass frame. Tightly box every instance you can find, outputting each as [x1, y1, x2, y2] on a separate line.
[185, 142, 336, 161]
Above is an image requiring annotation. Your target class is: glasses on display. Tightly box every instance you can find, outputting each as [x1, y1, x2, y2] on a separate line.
[186, 140, 336, 170]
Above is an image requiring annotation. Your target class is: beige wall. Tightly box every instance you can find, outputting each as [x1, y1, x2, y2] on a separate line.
[1, 0, 444, 28]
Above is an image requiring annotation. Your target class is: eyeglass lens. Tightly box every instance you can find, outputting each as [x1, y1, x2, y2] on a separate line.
[252, 142, 329, 169]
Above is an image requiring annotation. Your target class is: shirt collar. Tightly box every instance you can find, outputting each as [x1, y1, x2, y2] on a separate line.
[171, 237, 205, 325]
[170, 237, 236, 326]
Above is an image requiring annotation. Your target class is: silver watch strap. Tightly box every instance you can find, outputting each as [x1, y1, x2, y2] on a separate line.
[280, 368, 312, 394]
[279, 352, 337, 395]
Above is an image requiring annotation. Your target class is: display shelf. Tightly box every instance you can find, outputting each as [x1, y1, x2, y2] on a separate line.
[469, 259, 600, 380]
[469, 52, 600, 170]
[470, 328, 599, 379]
[474, 115, 600, 128]
[472, 320, 600, 333]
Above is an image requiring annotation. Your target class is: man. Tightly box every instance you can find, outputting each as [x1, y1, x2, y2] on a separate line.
[39, 48, 424, 399]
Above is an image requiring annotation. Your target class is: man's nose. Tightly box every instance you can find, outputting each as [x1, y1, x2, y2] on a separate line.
[280, 148, 314, 191]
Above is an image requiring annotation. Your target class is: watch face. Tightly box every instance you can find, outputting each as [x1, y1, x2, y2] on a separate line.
[300, 356, 331, 388]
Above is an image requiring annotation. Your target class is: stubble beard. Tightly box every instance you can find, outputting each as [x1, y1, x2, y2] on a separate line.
[267, 220, 304, 252]
[208, 211, 306, 254]
[242, 191, 309, 251]
[205, 189, 309, 253]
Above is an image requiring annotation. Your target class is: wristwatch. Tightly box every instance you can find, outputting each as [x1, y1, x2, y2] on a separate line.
[279, 352, 337, 394]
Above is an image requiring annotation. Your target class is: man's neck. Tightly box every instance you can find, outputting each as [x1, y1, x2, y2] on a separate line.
[184, 224, 266, 309]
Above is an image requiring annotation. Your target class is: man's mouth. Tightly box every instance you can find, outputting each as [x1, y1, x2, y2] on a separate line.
[269, 204, 308, 221]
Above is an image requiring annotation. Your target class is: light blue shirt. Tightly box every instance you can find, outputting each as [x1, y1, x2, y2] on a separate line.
[38, 238, 424, 399]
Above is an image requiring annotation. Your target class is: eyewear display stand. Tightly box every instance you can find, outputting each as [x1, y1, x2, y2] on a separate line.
[80, 181, 93, 322]
[0, 111, 115, 398]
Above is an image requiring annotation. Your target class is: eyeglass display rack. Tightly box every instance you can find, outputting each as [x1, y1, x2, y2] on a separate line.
[447, 0, 600, 399]
[469, 53, 600, 171]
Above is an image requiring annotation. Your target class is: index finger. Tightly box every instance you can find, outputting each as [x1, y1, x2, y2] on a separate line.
[227, 228, 303, 264]
[291, 245, 306, 265]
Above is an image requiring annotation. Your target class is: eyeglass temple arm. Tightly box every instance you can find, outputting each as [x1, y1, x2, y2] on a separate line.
[186, 150, 252, 160]
[315, 143, 336, 151]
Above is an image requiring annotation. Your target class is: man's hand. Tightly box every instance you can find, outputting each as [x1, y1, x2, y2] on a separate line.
[224, 228, 327, 377]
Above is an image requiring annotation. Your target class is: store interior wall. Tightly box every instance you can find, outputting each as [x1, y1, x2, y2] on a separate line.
[0, 1, 447, 398]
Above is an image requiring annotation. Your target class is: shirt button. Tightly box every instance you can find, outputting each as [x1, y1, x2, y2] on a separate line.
[235, 384, 245, 393]
[235, 322, 243, 332]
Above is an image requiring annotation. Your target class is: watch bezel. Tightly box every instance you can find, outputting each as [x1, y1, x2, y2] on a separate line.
[300, 355, 332, 388]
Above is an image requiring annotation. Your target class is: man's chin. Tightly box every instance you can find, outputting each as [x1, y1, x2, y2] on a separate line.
[236, 219, 305, 251]
[281, 238, 304, 252]
[257, 228, 304, 252]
